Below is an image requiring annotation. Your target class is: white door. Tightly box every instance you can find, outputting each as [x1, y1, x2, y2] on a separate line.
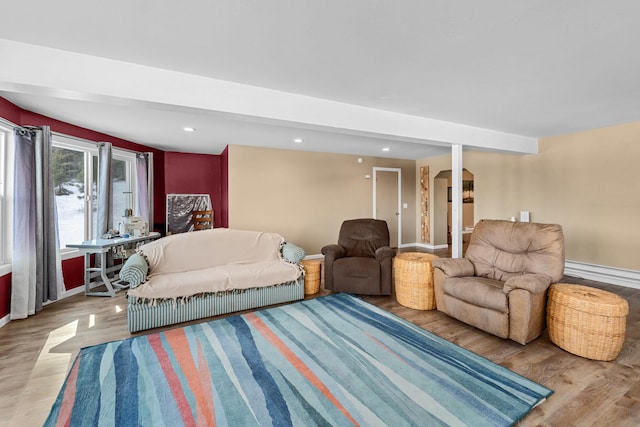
[374, 168, 401, 248]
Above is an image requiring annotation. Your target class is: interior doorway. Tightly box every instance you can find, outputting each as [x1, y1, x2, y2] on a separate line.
[373, 167, 401, 248]
[434, 168, 474, 249]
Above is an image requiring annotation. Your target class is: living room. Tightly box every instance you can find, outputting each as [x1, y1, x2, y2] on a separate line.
[1, 2, 639, 426]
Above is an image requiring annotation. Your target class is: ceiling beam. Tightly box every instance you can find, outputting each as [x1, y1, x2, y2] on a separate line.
[0, 39, 537, 154]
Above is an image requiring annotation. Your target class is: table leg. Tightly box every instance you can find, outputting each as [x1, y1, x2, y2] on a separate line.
[84, 253, 91, 295]
[85, 252, 117, 297]
[99, 252, 116, 297]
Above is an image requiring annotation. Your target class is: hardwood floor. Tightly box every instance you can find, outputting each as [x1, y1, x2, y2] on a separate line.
[1, 256, 639, 426]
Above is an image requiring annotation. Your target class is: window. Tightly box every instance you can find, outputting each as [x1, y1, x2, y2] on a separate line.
[52, 135, 137, 250]
[52, 144, 88, 248]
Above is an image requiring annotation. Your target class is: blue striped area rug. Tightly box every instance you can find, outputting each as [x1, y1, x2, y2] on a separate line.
[45, 293, 551, 426]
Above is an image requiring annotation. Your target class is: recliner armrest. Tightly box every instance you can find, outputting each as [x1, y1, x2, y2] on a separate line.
[321, 244, 346, 259]
[375, 246, 396, 262]
[431, 258, 475, 278]
[503, 274, 552, 295]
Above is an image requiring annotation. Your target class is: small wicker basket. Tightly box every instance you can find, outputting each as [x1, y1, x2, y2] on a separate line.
[393, 253, 439, 310]
[547, 284, 629, 361]
[300, 260, 321, 295]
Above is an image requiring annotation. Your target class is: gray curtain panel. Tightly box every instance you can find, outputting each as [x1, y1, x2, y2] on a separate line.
[146, 152, 154, 230]
[97, 142, 113, 236]
[96, 143, 114, 273]
[11, 126, 64, 319]
[135, 153, 151, 227]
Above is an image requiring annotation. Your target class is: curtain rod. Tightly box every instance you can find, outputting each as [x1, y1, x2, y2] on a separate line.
[0, 118, 39, 136]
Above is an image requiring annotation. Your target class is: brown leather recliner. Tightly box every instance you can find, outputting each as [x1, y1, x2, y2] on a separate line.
[321, 219, 395, 295]
[432, 219, 565, 345]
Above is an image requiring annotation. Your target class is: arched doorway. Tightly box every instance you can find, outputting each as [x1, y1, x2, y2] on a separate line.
[434, 169, 474, 250]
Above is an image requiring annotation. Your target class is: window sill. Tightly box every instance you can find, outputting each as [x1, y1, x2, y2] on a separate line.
[61, 249, 82, 261]
[0, 250, 83, 275]
[0, 263, 11, 276]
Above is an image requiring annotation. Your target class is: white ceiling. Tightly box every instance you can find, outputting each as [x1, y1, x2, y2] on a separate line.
[1, 1, 639, 159]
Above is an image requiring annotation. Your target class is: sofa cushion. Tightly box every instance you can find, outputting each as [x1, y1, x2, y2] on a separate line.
[440, 294, 510, 339]
[442, 277, 508, 313]
[127, 260, 301, 300]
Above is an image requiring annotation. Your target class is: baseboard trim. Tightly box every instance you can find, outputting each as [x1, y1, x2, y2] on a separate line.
[0, 314, 9, 328]
[62, 285, 86, 298]
[564, 260, 640, 290]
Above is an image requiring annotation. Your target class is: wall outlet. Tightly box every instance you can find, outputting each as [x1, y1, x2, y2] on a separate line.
[403, 203, 408, 209]
[520, 211, 530, 222]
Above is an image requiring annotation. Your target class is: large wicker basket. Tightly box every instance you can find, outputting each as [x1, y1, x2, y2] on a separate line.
[393, 253, 439, 310]
[547, 284, 629, 361]
[300, 259, 321, 295]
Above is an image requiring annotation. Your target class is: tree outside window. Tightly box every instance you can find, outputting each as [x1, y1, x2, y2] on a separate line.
[51, 139, 136, 249]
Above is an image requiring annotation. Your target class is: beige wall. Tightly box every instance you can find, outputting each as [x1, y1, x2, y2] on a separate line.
[228, 145, 416, 255]
[419, 121, 640, 270]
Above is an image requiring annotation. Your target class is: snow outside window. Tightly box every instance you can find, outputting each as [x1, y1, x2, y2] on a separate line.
[52, 136, 137, 250]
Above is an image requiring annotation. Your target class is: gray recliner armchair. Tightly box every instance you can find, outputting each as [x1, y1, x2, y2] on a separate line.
[321, 219, 395, 295]
[432, 219, 565, 345]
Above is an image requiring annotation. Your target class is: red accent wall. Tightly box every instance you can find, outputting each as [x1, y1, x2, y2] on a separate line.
[220, 146, 229, 228]
[2, 98, 168, 228]
[61, 256, 85, 291]
[164, 151, 228, 228]
[0, 96, 230, 319]
[1, 97, 169, 308]
[0, 273, 10, 319]
[0, 97, 21, 123]
[18, 110, 167, 229]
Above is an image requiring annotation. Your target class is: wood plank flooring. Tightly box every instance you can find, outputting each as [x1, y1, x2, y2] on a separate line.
[1, 257, 639, 426]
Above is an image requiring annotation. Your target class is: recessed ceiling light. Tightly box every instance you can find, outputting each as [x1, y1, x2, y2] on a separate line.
[293, 138, 303, 143]
[382, 147, 390, 152]
[183, 127, 196, 132]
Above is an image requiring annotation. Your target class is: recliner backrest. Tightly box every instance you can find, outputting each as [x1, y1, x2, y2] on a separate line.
[338, 219, 390, 257]
[465, 219, 565, 282]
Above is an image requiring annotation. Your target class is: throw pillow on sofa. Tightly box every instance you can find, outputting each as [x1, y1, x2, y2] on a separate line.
[282, 242, 306, 263]
[120, 253, 149, 288]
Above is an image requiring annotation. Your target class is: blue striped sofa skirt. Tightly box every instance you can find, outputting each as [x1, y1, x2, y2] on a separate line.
[127, 278, 304, 332]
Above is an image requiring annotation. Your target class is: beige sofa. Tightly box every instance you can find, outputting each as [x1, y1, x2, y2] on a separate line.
[125, 228, 305, 332]
[432, 219, 565, 345]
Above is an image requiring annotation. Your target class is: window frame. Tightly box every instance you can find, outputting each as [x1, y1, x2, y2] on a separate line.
[110, 149, 137, 233]
[52, 136, 98, 253]
[52, 135, 138, 256]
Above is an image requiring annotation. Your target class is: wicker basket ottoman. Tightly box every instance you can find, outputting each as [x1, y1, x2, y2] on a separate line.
[300, 259, 321, 295]
[393, 252, 439, 310]
[547, 284, 629, 361]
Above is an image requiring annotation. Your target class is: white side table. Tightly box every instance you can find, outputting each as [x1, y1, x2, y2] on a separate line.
[66, 232, 160, 297]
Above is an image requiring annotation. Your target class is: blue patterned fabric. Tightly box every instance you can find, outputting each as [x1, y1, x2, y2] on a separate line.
[46, 294, 551, 426]
[282, 242, 306, 263]
[119, 253, 148, 288]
